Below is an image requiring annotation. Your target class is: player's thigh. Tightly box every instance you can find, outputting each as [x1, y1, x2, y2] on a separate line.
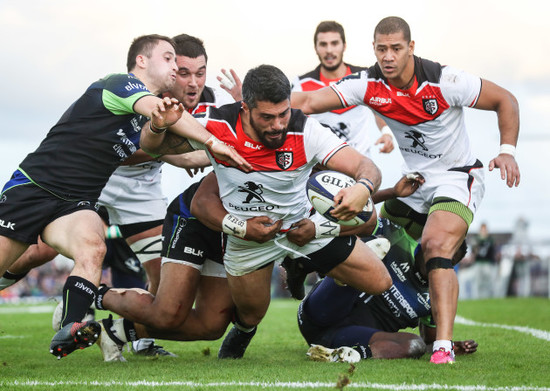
[421, 210, 468, 259]
[153, 262, 201, 322]
[42, 209, 105, 262]
[326, 240, 391, 295]
[194, 275, 233, 324]
[226, 263, 273, 321]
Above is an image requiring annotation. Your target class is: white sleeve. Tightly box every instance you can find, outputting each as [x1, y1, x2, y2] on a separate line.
[304, 116, 348, 165]
[440, 66, 482, 108]
[291, 75, 303, 92]
[330, 70, 369, 108]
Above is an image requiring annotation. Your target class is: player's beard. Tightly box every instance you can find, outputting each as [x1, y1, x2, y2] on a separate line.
[319, 54, 343, 73]
[250, 116, 288, 150]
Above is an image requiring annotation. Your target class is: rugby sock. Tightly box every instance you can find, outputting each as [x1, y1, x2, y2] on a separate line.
[332, 325, 375, 359]
[0, 270, 28, 290]
[234, 313, 257, 333]
[122, 319, 138, 342]
[303, 277, 358, 327]
[95, 284, 111, 310]
[60, 276, 98, 327]
[433, 339, 453, 352]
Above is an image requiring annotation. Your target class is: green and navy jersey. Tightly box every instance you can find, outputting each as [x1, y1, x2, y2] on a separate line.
[18, 73, 153, 200]
[350, 218, 433, 331]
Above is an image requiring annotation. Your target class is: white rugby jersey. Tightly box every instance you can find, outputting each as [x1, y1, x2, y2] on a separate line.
[331, 56, 482, 174]
[292, 64, 374, 157]
[192, 102, 347, 230]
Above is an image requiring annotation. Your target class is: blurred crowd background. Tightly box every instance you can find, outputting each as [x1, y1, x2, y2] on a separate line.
[2, 217, 548, 303]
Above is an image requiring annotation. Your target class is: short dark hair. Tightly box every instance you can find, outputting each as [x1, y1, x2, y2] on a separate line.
[374, 16, 411, 42]
[127, 34, 175, 72]
[314, 20, 346, 45]
[242, 65, 290, 109]
[172, 34, 208, 62]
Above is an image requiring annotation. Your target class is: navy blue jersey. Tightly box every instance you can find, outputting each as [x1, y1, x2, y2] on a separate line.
[350, 219, 432, 331]
[19, 73, 153, 200]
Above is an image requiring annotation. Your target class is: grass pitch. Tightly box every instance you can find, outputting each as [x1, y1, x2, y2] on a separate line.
[1, 298, 549, 390]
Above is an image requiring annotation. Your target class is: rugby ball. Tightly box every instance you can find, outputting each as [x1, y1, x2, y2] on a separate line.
[306, 171, 374, 226]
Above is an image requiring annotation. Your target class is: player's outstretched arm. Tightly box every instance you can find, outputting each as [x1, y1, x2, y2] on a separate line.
[191, 173, 282, 243]
[475, 79, 520, 187]
[290, 87, 343, 114]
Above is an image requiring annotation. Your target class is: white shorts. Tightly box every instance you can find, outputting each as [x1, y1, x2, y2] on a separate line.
[161, 257, 227, 278]
[98, 167, 167, 225]
[224, 233, 332, 277]
[399, 163, 485, 215]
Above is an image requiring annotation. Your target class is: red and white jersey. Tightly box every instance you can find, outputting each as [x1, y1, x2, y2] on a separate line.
[331, 57, 482, 174]
[291, 64, 375, 157]
[192, 102, 347, 230]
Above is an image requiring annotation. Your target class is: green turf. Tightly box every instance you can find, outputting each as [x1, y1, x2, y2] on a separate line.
[0, 298, 549, 390]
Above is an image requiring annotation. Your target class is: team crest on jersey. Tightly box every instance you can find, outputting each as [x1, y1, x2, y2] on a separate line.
[423, 98, 438, 115]
[276, 151, 293, 170]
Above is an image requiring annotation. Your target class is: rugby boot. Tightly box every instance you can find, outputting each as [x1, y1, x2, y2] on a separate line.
[218, 325, 256, 359]
[49, 320, 101, 359]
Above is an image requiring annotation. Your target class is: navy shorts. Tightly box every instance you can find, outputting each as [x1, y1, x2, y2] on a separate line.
[0, 170, 98, 244]
[161, 196, 224, 267]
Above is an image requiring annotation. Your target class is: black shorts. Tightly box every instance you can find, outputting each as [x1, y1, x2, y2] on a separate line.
[300, 235, 357, 275]
[161, 213, 224, 267]
[0, 170, 98, 244]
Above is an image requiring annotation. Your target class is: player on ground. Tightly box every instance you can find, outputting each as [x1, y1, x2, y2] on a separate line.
[298, 219, 477, 362]
[291, 16, 520, 364]
[292, 20, 393, 156]
[142, 64, 393, 360]
[0, 34, 248, 359]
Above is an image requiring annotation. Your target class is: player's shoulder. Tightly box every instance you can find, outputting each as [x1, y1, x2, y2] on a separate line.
[196, 101, 240, 123]
[415, 56, 444, 84]
[93, 73, 149, 96]
[288, 109, 308, 133]
[296, 65, 322, 81]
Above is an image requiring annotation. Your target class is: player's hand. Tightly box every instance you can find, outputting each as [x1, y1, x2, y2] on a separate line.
[151, 97, 184, 129]
[245, 216, 283, 243]
[392, 173, 425, 198]
[489, 154, 520, 187]
[375, 133, 394, 153]
[286, 219, 315, 246]
[453, 340, 478, 355]
[205, 137, 252, 172]
[185, 167, 205, 178]
[331, 184, 369, 222]
[217, 69, 243, 101]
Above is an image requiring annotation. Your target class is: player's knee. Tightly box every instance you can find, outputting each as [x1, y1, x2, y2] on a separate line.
[153, 306, 188, 330]
[407, 338, 427, 359]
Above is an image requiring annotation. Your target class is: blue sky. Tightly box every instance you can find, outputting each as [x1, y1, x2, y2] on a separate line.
[1, 0, 548, 240]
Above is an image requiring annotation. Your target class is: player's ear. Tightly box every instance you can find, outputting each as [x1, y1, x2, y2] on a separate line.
[409, 40, 415, 54]
[242, 101, 250, 114]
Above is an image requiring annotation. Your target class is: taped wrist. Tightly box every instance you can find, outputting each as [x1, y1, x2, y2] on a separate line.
[426, 257, 453, 273]
[222, 214, 247, 238]
[314, 220, 341, 238]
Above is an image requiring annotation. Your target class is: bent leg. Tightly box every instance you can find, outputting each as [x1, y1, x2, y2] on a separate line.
[103, 262, 201, 332]
[326, 240, 392, 295]
[369, 331, 427, 359]
[421, 210, 467, 342]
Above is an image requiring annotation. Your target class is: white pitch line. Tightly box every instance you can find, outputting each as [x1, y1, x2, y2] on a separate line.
[455, 315, 550, 342]
[1, 381, 549, 390]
